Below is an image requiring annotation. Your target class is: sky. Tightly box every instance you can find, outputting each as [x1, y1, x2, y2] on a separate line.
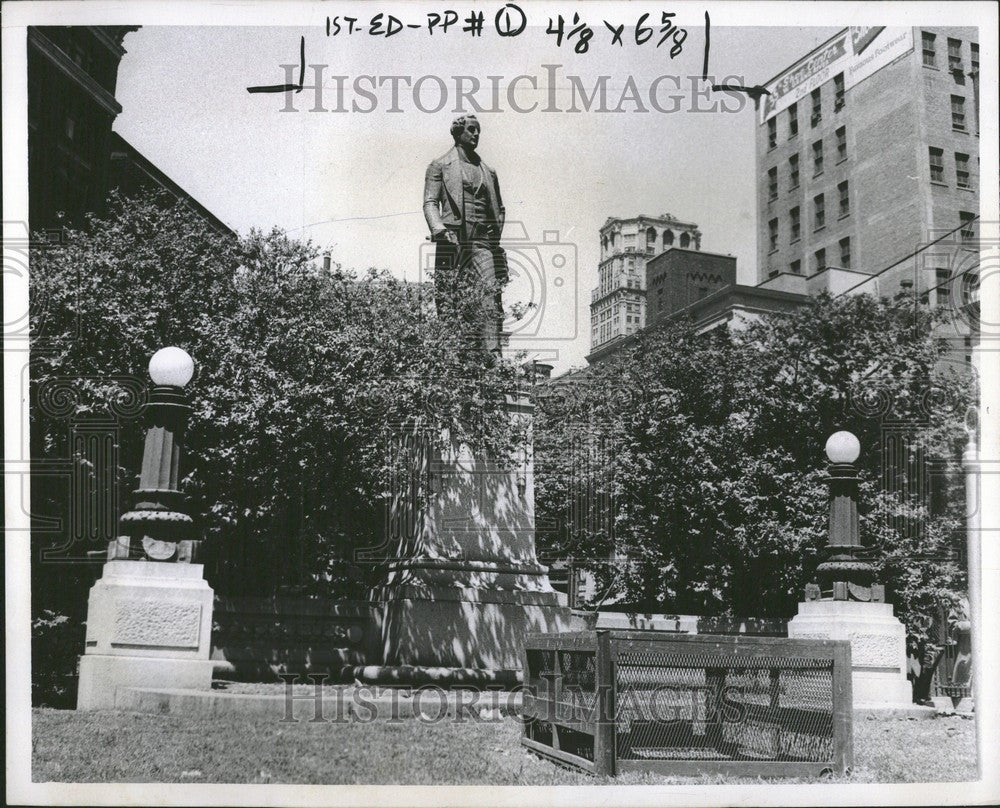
[113, 23, 840, 372]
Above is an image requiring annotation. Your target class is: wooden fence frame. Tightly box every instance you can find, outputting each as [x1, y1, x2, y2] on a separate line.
[521, 630, 853, 778]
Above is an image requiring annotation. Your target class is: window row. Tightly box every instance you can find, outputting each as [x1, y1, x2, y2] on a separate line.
[767, 128, 847, 199]
[601, 228, 694, 252]
[922, 32, 979, 80]
[782, 239, 853, 275]
[768, 183, 850, 251]
[929, 148, 974, 188]
[766, 75, 845, 149]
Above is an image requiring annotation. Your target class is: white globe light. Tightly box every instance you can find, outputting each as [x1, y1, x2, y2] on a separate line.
[825, 431, 860, 464]
[148, 347, 194, 387]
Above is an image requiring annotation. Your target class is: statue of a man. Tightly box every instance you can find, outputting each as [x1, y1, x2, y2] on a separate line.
[423, 115, 507, 358]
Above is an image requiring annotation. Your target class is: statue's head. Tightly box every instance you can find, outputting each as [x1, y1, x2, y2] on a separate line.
[450, 115, 480, 150]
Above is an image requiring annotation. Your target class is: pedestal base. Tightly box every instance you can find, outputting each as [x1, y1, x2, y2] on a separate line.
[380, 584, 576, 670]
[78, 656, 214, 709]
[77, 560, 214, 710]
[787, 600, 912, 707]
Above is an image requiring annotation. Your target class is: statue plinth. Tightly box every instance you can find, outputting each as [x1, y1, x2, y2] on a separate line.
[375, 394, 575, 673]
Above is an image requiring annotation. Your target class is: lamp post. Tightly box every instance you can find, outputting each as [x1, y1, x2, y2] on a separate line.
[789, 430, 912, 708]
[807, 431, 883, 602]
[77, 346, 215, 710]
[110, 347, 197, 563]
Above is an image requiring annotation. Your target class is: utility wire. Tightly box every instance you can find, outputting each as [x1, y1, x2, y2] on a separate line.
[833, 215, 981, 299]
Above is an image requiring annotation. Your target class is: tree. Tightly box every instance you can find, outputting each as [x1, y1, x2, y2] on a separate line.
[29, 190, 527, 701]
[534, 293, 974, 656]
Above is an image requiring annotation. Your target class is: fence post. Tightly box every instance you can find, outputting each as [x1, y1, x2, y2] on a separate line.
[593, 631, 615, 776]
[833, 640, 854, 775]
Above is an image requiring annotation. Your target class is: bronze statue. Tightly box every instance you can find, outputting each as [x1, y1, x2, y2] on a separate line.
[423, 115, 508, 358]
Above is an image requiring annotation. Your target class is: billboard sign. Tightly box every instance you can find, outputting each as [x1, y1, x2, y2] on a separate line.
[760, 27, 914, 123]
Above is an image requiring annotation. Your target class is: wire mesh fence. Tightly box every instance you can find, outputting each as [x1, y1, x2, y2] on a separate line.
[521, 630, 852, 777]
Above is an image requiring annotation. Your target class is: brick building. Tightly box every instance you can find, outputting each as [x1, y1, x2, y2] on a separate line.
[589, 213, 701, 360]
[28, 26, 234, 240]
[108, 132, 234, 236]
[28, 26, 139, 229]
[756, 26, 980, 299]
[645, 248, 737, 325]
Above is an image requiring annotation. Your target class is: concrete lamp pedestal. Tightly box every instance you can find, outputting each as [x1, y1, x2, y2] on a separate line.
[787, 600, 911, 706]
[77, 561, 215, 710]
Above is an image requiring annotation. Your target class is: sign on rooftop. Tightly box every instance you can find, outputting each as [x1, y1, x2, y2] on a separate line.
[760, 27, 914, 123]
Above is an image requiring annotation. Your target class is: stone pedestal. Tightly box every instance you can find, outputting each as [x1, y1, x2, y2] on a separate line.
[77, 561, 214, 710]
[377, 399, 574, 672]
[787, 600, 912, 707]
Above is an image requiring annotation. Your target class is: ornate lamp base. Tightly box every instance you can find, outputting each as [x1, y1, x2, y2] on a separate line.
[77, 561, 215, 710]
[788, 600, 912, 707]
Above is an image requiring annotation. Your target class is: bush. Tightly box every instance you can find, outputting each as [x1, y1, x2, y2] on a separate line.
[32, 610, 86, 708]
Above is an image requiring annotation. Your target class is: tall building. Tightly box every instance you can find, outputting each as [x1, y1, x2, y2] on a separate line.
[756, 26, 980, 298]
[646, 248, 736, 325]
[589, 213, 701, 358]
[28, 26, 139, 230]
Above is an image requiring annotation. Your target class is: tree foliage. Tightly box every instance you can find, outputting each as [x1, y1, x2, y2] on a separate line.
[534, 294, 974, 652]
[29, 190, 527, 616]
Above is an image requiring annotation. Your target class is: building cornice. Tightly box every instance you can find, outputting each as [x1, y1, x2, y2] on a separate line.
[28, 27, 123, 116]
[600, 215, 699, 233]
[87, 26, 130, 58]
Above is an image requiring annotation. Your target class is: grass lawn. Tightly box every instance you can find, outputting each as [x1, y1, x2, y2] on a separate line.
[31, 708, 976, 785]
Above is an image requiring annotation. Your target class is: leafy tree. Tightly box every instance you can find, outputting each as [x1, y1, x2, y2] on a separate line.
[29, 190, 528, 701]
[534, 293, 974, 657]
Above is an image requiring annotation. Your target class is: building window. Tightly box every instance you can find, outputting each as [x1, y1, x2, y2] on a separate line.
[790, 259, 801, 275]
[788, 103, 798, 138]
[951, 95, 966, 131]
[836, 126, 847, 161]
[956, 152, 971, 188]
[663, 229, 674, 247]
[789, 154, 800, 188]
[767, 117, 777, 149]
[680, 232, 691, 248]
[810, 88, 821, 126]
[839, 237, 851, 269]
[948, 38, 963, 80]
[814, 194, 825, 230]
[814, 248, 826, 272]
[936, 268, 951, 306]
[922, 31, 936, 67]
[971, 43, 979, 73]
[960, 211, 976, 242]
[812, 139, 823, 175]
[768, 218, 778, 252]
[838, 181, 850, 217]
[834, 73, 845, 109]
[768, 167, 778, 200]
[790, 206, 801, 241]
[929, 147, 944, 183]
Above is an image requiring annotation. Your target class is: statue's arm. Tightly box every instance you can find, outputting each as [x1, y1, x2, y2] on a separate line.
[493, 170, 505, 235]
[423, 160, 446, 236]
